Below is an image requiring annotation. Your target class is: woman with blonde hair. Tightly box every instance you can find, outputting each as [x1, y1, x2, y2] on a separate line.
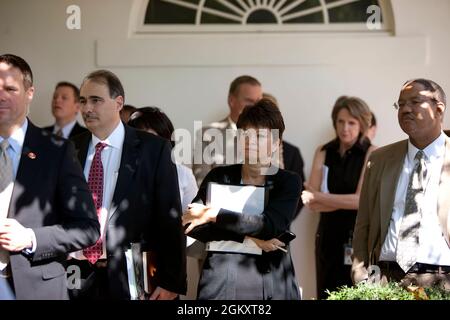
[302, 96, 375, 299]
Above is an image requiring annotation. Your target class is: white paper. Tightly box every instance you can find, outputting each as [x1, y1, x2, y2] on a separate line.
[320, 165, 330, 193]
[124, 247, 138, 300]
[206, 182, 265, 255]
[125, 243, 146, 300]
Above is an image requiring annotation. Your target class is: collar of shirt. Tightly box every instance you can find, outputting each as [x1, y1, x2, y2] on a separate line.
[54, 119, 77, 138]
[0, 119, 28, 178]
[407, 131, 446, 165]
[0, 118, 27, 155]
[91, 121, 125, 150]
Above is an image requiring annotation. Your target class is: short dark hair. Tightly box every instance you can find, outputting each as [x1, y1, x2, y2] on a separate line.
[403, 78, 446, 106]
[229, 75, 261, 97]
[82, 70, 125, 102]
[331, 96, 372, 138]
[127, 106, 175, 147]
[55, 81, 80, 102]
[236, 98, 285, 140]
[122, 104, 137, 114]
[0, 54, 33, 89]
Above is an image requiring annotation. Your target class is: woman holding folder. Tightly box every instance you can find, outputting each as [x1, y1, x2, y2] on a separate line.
[183, 99, 301, 300]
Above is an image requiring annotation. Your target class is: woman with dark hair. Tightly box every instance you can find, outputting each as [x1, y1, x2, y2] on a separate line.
[182, 98, 301, 300]
[128, 107, 197, 212]
[301, 96, 376, 299]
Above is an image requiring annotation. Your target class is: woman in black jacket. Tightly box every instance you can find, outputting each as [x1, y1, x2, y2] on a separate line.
[183, 99, 301, 300]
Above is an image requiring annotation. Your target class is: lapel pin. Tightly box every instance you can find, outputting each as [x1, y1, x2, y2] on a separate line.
[27, 152, 36, 159]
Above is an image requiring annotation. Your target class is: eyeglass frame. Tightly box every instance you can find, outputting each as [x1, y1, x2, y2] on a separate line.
[393, 96, 440, 110]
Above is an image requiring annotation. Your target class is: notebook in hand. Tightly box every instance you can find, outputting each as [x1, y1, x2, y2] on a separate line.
[205, 182, 265, 255]
[125, 243, 157, 300]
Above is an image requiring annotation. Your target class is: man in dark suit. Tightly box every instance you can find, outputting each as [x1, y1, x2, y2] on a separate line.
[68, 69, 186, 299]
[0, 54, 100, 299]
[282, 140, 305, 216]
[44, 81, 87, 139]
[264, 93, 305, 215]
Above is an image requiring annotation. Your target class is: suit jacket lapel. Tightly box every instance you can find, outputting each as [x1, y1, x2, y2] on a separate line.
[9, 122, 46, 218]
[74, 133, 91, 168]
[438, 136, 450, 247]
[379, 140, 407, 242]
[109, 126, 139, 221]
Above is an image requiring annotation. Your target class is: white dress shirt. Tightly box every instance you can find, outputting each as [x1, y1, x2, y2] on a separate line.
[0, 119, 26, 224]
[380, 132, 450, 265]
[53, 119, 77, 139]
[176, 164, 199, 248]
[71, 122, 124, 260]
[176, 164, 198, 213]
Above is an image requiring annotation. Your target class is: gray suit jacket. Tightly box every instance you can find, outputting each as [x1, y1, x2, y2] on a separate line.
[352, 137, 450, 283]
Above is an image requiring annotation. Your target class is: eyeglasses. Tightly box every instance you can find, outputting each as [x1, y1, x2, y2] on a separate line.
[393, 97, 437, 110]
[238, 129, 272, 139]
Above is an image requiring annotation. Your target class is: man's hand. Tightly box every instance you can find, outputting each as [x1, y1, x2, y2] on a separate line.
[0, 218, 33, 252]
[149, 287, 178, 300]
[182, 203, 218, 234]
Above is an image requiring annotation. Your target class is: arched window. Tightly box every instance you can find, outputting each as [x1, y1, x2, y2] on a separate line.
[131, 0, 393, 33]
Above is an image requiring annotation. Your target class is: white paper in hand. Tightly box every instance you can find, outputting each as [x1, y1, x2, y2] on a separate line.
[206, 182, 265, 255]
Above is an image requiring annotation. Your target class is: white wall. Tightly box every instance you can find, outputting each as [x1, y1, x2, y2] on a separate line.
[1, 0, 450, 299]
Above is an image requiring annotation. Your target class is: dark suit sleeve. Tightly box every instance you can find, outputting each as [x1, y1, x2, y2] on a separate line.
[188, 169, 301, 242]
[292, 148, 305, 216]
[284, 143, 305, 216]
[31, 141, 100, 262]
[187, 169, 246, 243]
[151, 141, 187, 295]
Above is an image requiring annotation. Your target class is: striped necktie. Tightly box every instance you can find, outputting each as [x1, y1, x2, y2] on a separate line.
[396, 150, 427, 272]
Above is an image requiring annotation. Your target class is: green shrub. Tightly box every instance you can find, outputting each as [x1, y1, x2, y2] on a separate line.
[325, 282, 450, 300]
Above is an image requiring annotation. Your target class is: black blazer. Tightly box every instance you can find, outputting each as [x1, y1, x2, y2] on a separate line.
[8, 121, 100, 300]
[72, 125, 187, 298]
[282, 140, 305, 216]
[43, 121, 88, 139]
[188, 164, 302, 300]
[189, 164, 301, 242]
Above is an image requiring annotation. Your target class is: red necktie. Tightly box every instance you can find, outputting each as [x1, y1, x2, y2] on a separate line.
[83, 142, 107, 264]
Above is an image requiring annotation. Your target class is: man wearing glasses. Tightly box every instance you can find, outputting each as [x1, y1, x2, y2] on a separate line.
[352, 79, 450, 291]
